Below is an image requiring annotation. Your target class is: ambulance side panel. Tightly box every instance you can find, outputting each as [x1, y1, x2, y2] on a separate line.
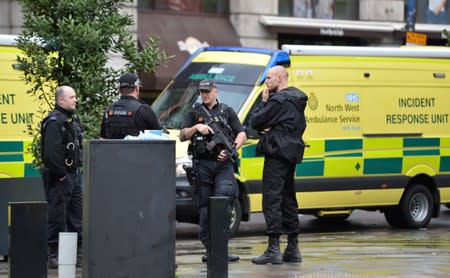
[0, 44, 45, 257]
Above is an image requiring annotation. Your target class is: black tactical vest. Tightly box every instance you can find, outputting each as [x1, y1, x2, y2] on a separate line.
[189, 103, 234, 160]
[41, 109, 84, 171]
[102, 98, 143, 139]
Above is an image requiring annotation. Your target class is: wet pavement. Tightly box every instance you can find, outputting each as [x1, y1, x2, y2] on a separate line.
[176, 229, 450, 278]
[1, 207, 450, 277]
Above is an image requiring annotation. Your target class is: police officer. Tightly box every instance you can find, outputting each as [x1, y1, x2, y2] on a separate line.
[41, 86, 84, 269]
[251, 66, 308, 265]
[180, 79, 247, 263]
[100, 72, 161, 139]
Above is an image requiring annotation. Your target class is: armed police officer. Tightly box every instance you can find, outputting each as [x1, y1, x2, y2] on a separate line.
[41, 86, 84, 269]
[100, 72, 161, 139]
[251, 66, 308, 265]
[180, 79, 247, 263]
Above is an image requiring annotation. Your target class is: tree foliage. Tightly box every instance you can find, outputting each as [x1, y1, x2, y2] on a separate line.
[17, 0, 171, 166]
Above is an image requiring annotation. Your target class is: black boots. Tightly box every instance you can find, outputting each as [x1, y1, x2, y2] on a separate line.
[252, 235, 302, 265]
[47, 243, 58, 269]
[251, 236, 283, 265]
[283, 234, 302, 263]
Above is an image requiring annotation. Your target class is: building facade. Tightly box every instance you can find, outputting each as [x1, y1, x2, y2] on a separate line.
[2, 0, 449, 98]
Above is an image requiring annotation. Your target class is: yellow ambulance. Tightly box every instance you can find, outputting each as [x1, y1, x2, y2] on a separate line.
[152, 45, 450, 234]
[0, 34, 44, 256]
[0, 35, 41, 179]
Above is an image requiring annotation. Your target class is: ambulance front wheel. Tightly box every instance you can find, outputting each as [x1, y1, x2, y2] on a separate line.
[384, 184, 433, 228]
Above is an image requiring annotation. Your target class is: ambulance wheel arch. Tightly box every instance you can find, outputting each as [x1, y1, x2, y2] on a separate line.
[384, 183, 435, 228]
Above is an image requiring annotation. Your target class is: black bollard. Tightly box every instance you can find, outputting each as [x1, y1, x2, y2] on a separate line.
[8, 201, 47, 278]
[207, 196, 230, 278]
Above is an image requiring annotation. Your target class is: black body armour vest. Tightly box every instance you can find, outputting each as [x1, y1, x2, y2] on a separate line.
[41, 109, 84, 171]
[189, 103, 234, 160]
[103, 98, 143, 139]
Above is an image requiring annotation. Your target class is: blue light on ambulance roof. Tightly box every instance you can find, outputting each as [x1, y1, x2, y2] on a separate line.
[258, 50, 291, 85]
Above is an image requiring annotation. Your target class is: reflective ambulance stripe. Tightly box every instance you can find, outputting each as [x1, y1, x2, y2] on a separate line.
[404, 138, 440, 147]
[0, 141, 23, 152]
[0, 154, 23, 162]
[24, 163, 40, 177]
[241, 144, 259, 158]
[441, 157, 450, 172]
[325, 139, 362, 152]
[404, 150, 440, 156]
[22, 140, 39, 177]
[0, 141, 39, 178]
[296, 160, 323, 177]
[241, 135, 449, 178]
[363, 158, 402, 174]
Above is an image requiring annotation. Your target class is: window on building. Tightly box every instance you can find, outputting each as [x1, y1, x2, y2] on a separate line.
[279, 0, 358, 20]
[416, 0, 449, 24]
[138, 0, 229, 14]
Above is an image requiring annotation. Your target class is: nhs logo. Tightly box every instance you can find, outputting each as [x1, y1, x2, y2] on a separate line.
[345, 93, 360, 103]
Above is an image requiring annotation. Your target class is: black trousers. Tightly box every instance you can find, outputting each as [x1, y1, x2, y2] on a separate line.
[43, 171, 83, 247]
[197, 159, 238, 245]
[262, 156, 300, 236]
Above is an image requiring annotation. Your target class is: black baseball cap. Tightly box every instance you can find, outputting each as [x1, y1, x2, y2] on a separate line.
[198, 79, 217, 92]
[119, 73, 141, 88]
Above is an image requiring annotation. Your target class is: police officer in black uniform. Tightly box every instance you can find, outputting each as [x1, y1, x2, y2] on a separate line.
[251, 66, 308, 265]
[180, 79, 247, 263]
[41, 86, 84, 269]
[100, 72, 161, 139]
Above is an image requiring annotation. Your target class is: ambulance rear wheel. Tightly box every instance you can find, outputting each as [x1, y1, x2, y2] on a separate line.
[230, 199, 242, 237]
[385, 184, 433, 228]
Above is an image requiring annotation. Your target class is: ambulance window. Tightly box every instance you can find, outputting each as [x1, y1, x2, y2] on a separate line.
[243, 94, 263, 139]
[152, 62, 265, 129]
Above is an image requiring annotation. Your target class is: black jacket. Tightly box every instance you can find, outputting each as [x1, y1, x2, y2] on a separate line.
[251, 87, 308, 164]
[41, 105, 83, 178]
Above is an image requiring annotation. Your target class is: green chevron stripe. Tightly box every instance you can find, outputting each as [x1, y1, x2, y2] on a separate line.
[403, 138, 439, 147]
[296, 160, 324, 177]
[440, 156, 450, 172]
[403, 150, 440, 156]
[0, 141, 23, 152]
[325, 152, 363, 158]
[241, 144, 261, 158]
[364, 158, 402, 174]
[0, 154, 23, 162]
[325, 139, 362, 152]
[24, 163, 40, 177]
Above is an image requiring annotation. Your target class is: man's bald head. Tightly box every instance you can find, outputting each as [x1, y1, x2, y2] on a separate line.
[265, 65, 289, 93]
[55, 86, 77, 111]
[269, 65, 288, 81]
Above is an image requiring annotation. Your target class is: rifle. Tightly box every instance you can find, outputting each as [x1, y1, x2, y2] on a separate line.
[199, 105, 239, 163]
